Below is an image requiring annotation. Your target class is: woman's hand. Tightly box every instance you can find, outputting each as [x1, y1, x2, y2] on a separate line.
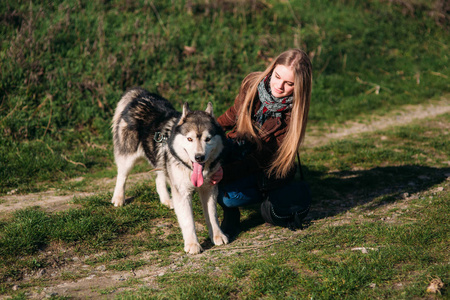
[210, 166, 223, 185]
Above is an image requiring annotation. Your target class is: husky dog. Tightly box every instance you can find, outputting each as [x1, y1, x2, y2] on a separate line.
[111, 87, 228, 254]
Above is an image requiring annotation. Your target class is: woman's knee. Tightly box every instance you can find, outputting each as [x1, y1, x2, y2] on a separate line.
[220, 189, 263, 208]
[219, 191, 248, 208]
[218, 174, 263, 208]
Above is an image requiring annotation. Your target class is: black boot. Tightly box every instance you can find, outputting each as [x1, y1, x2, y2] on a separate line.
[220, 205, 241, 238]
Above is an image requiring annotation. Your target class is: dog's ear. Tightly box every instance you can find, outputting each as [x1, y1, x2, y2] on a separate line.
[205, 102, 214, 118]
[179, 102, 191, 125]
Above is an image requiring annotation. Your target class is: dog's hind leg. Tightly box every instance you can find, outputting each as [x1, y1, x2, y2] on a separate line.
[111, 151, 141, 207]
[199, 186, 229, 246]
[155, 170, 173, 209]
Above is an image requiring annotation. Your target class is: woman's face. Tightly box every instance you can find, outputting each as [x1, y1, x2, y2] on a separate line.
[270, 64, 295, 98]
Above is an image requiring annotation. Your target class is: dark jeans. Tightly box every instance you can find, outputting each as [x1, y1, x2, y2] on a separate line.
[218, 174, 263, 208]
[218, 174, 308, 209]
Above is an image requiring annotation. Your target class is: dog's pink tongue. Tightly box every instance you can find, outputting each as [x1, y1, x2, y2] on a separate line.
[191, 162, 204, 187]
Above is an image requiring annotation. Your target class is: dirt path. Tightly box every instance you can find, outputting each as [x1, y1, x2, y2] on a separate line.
[304, 97, 450, 148]
[0, 97, 449, 299]
[0, 172, 154, 216]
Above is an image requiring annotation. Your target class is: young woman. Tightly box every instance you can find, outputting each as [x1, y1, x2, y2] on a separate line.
[213, 48, 313, 236]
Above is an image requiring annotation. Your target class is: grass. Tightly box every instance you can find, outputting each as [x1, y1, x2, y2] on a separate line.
[0, 0, 449, 298]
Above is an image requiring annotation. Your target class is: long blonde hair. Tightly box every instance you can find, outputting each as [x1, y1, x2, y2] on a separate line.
[235, 49, 312, 178]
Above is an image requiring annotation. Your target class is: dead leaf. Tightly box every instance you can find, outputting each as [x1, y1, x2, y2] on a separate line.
[183, 46, 196, 55]
[426, 278, 444, 294]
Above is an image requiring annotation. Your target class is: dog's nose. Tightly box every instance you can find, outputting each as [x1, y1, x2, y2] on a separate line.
[195, 154, 205, 162]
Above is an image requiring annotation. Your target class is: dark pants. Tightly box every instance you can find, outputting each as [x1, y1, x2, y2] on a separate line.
[218, 173, 311, 231]
[218, 174, 308, 209]
[218, 174, 263, 208]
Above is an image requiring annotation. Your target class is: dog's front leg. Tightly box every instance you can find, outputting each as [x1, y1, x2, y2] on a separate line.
[171, 187, 202, 254]
[199, 186, 229, 246]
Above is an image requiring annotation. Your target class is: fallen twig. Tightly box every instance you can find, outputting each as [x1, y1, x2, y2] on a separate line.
[351, 247, 378, 253]
[61, 155, 87, 168]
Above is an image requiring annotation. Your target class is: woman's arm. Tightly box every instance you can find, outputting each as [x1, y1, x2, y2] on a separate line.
[217, 102, 239, 130]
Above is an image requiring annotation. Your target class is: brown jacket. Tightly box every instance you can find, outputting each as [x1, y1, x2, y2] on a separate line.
[217, 72, 292, 182]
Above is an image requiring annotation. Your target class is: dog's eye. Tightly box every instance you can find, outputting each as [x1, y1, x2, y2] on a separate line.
[187, 137, 193, 142]
[205, 137, 211, 142]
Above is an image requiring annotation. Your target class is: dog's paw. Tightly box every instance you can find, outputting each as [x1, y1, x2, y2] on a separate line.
[213, 232, 229, 246]
[111, 197, 124, 207]
[160, 197, 174, 209]
[184, 243, 203, 254]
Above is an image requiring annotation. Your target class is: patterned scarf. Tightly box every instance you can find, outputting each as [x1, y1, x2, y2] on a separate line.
[255, 75, 293, 125]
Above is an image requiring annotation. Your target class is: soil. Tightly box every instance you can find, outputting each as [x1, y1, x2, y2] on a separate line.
[0, 97, 449, 299]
